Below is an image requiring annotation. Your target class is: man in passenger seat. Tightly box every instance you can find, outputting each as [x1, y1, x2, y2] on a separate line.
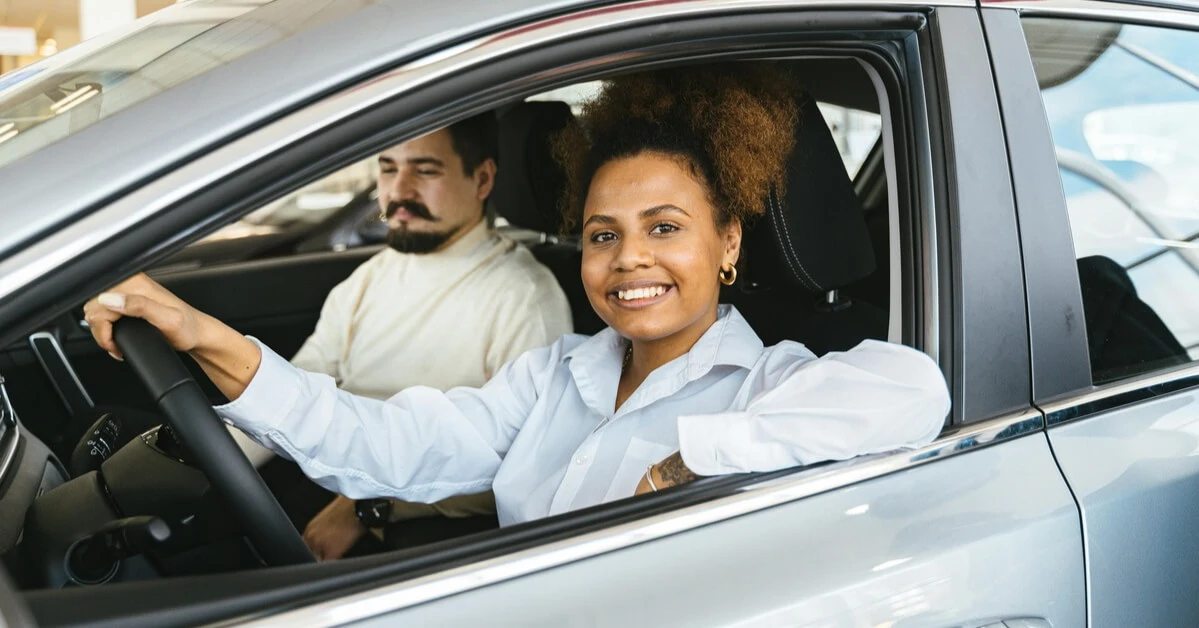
[247, 113, 572, 560]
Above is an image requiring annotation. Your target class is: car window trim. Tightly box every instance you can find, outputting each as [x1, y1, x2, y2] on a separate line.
[980, 8, 1096, 400]
[929, 8, 1033, 423]
[1042, 360, 1199, 426]
[996, 0, 1199, 29]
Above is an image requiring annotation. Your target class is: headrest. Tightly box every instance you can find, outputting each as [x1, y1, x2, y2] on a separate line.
[739, 93, 876, 293]
[491, 101, 576, 234]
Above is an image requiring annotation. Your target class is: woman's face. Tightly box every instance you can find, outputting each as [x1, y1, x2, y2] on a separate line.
[580, 151, 741, 344]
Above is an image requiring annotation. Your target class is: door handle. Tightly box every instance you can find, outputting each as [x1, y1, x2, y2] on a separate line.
[28, 330, 95, 419]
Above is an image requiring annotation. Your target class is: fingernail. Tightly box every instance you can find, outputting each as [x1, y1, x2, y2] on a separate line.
[107, 352, 124, 362]
[98, 293, 125, 310]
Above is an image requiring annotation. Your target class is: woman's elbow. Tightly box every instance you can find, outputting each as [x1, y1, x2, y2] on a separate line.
[897, 350, 951, 445]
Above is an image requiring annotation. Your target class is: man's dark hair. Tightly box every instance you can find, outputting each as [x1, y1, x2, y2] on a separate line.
[446, 112, 498, 175]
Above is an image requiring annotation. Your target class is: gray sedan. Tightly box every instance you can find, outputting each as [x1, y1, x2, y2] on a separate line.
[0, 0, 1197, 626]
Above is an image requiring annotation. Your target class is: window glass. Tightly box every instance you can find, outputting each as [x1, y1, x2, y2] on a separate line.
[203, 159, 376, 243]
[182, 80, 886, 268]
[0, 0, 355, 168]
[1024, 18, 1199, 382]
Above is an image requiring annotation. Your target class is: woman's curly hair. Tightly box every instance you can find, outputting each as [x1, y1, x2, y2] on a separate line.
[555, 63, 802, 232]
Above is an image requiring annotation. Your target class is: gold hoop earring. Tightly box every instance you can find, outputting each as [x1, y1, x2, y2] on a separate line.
[719, 264, 737, 286]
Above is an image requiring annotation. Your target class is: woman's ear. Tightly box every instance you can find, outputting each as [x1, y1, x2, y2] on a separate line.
[724, 220, 743, 266]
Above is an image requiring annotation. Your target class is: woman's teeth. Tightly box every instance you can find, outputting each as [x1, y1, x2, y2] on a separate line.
[617, 286, 668, 301]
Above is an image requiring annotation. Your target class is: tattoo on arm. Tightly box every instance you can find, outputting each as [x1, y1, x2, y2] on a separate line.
[657, 452, 699, 486]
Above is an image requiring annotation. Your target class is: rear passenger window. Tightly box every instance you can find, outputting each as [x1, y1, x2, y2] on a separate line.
[1024, 18, 1199, 383]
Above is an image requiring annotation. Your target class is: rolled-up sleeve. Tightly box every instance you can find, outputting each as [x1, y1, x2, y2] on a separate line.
[677, 340, 950, 475]
[216, 337, 547, 503]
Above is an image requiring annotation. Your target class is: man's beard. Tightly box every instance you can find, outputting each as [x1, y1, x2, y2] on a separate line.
[387, 225, 460, 254]
[382, 200, 457, 254]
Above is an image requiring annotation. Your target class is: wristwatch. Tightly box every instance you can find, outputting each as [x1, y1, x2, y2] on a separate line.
[354, 498, 393, 527]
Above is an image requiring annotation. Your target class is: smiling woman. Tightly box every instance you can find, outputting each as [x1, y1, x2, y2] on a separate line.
[81, 63, 950, 528]
[563, 65, 800, 410]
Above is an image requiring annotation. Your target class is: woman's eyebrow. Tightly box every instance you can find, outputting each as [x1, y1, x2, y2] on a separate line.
[642, 204, 689, 219]
[583, 214, 616, 228]
[583, 205, 688, 228]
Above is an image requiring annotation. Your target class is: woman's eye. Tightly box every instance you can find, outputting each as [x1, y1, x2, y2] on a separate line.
[650, 223, 679, 235]
[380, 168, 397, 175]
[590, 231, 617, 244]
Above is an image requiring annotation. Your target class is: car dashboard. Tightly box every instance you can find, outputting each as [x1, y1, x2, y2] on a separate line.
[0, 376, 68, 563]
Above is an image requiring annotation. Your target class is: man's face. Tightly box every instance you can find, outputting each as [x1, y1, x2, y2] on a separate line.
[376, 129, 493, 254]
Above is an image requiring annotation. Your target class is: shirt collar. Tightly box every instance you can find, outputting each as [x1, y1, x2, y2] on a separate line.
[564, 305, 764, 415]
[679, 304, 765, 376]
[438, 218, 492, 258]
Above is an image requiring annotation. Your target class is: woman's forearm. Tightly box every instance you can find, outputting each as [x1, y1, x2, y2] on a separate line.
[189, 312, 262, 401]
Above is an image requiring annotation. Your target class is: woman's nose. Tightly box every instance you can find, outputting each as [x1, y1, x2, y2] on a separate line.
[612, 235, 654, 271]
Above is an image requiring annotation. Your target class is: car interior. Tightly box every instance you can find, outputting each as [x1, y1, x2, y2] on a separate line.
[0, 58, 896, 598]
[0, 58, 896, 601]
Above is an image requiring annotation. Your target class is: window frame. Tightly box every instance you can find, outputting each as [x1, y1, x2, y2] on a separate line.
[14, 3, 1033, 625]
[986, 1, 1199, 426]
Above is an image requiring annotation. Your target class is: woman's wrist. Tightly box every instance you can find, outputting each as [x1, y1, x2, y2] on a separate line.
[191, 311, 231, 355]
[651, 452, 700, 489]
[189, 312, 262, 400]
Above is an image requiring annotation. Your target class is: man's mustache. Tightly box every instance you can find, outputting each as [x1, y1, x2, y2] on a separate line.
[384, 201, 440, 222]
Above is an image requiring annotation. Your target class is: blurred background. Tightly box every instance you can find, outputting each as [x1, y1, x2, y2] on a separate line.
[0, 0, 176, 74]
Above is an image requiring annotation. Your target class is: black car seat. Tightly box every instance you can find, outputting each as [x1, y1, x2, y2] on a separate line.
[492, 101, 607, 334]
[1076, 254, 1188, 382]
[723, 92, 884, 355]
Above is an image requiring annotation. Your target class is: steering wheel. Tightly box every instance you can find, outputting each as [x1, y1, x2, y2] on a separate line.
[112, 318, 314, 566]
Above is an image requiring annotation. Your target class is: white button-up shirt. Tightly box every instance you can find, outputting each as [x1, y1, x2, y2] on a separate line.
[218, 305, 950, 526]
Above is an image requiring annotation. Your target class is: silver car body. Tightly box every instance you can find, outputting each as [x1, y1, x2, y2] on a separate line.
[0, 0, 1197, 626]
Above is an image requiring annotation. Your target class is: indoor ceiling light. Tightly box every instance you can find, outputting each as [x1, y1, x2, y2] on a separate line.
[50, 86, 98, 114]
[0, 124, 19, 145]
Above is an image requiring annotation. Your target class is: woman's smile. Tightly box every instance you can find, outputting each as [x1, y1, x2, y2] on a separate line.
[609, 281, 675, 309]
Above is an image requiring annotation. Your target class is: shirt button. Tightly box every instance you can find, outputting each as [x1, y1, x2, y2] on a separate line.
[574, 456, 587, 466]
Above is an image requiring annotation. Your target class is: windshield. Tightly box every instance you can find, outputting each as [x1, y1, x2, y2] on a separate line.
[0, 0, 280, 168]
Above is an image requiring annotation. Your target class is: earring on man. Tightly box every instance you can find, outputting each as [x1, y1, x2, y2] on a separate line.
[719, 263, 737, 286]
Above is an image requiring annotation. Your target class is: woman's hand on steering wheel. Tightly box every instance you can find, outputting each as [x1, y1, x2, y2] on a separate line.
[84, 274, 261, 401]
[83, 273, 207, 360]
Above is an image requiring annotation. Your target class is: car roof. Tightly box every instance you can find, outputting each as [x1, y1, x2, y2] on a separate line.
[0, 0, 607, 261]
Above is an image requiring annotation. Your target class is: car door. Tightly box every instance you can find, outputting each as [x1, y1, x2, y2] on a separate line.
[7, 1, 1086, 626]
[196, 4, 1082, 626]
[986, 4, 1199, 626]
